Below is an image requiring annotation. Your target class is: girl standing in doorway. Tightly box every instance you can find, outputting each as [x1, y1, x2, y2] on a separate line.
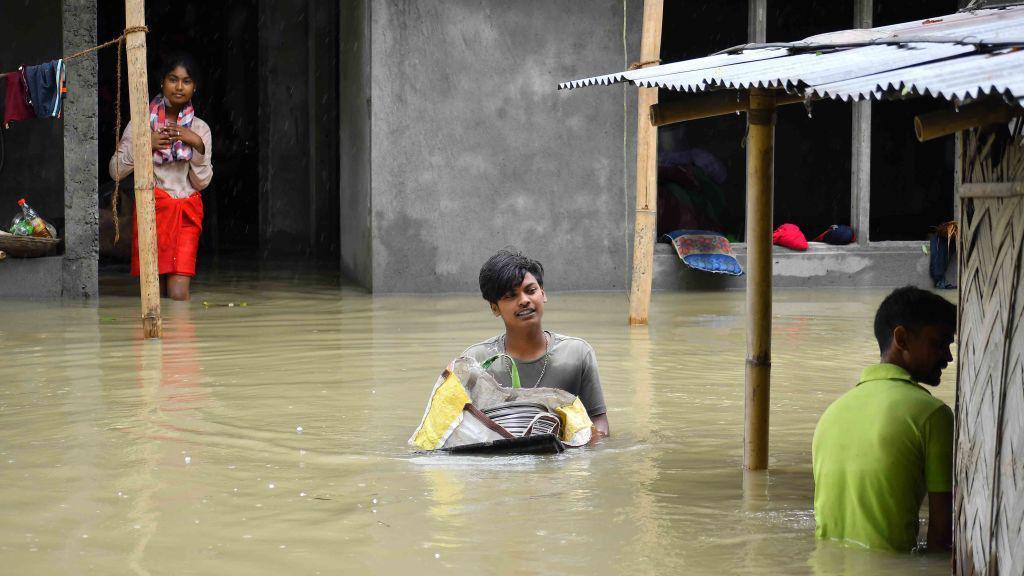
[109, 52, 212, 301]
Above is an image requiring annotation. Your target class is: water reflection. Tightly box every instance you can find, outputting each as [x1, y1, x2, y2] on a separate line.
[125, 303, 206, 575]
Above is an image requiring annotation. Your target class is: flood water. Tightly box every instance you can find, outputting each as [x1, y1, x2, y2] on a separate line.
[0, 274, 955, 575]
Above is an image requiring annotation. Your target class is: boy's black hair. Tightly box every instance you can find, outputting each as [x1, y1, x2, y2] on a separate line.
[873, 286, 956, 354]
[479, 249, 544, 305]
[156, 51, 201, 88]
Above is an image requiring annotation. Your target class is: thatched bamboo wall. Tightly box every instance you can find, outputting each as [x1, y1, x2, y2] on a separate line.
[955, 125, 1024, 575]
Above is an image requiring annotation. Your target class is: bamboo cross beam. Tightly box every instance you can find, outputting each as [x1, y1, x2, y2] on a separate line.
[627, 0, 665, 326]
[125, 0, 161, 338]
[915, 98, 1024, 143]
[650, 90, 806, 127]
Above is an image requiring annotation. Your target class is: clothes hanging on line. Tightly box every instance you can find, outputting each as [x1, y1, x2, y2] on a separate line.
[23, 60, 65, 119]
[2, 70, 36, 127]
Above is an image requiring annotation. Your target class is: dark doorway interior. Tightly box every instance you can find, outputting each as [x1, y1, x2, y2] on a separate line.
[97, 0, 261, 265]
[658, 0, 959, 244]
[658, 0, 748, 241]
[870, 0, 958, 240]
[658, 0, 854, 242]
[769, 0, 853, 239]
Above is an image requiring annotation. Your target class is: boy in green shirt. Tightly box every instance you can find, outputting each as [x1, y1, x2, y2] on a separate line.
[812, 286, 955, 552]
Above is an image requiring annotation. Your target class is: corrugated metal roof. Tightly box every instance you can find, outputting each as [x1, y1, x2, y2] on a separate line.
[559, 49, 786, 91]
[559, 5, 1024, 105]
[806, 5, 1024, 44]
[810, 47, 1024, 103]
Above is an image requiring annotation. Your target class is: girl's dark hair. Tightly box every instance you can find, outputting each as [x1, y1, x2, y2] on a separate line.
[873, 285, 956, 354]
[479, 249, 544, 304]
[157, 51, 201, 87]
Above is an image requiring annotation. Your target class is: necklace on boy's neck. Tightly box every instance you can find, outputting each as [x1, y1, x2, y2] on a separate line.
[500, 332, 550, 388]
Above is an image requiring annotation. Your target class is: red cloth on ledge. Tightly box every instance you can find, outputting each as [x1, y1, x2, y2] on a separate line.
[131, 187, 204, 277]
[772, 223, 808, 251]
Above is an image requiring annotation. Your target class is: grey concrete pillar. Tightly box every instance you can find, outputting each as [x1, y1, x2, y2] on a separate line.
[851, 0, 872, 245]
[62, 0, 99, 299]
[339, 0, 372, 288]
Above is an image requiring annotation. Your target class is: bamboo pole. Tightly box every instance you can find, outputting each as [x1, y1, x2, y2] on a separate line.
[650, 91, 804, 127]
[915, 99, 1023, 142]
[627, 0, 665, 326]
[125, 1, 161, 338]
[744, 89, 775, 470]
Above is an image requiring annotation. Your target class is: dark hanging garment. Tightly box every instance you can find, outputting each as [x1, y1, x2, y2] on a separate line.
[23, 60, 64, 119]
[929, 235, 956, 289]
[3, 70, 36, 127]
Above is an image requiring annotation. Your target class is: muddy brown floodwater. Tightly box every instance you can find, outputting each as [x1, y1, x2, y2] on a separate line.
[0, 275, 955, 575]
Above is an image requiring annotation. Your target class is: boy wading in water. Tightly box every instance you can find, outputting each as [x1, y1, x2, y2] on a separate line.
[813, 286, 955, 552]
[463, 250, 610, 439]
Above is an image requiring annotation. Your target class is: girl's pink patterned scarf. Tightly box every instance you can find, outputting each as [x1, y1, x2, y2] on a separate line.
[149, 95, 195, 165]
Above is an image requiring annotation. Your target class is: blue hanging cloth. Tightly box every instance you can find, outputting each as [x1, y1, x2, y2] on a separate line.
[23, 60, 65, 119]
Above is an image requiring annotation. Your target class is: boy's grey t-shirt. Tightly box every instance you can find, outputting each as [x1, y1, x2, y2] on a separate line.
[462, 332, 607, 417]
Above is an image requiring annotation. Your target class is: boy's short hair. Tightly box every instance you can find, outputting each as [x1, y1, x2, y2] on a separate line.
[479, 249, 544, 304]
[873, 286, 957, 354]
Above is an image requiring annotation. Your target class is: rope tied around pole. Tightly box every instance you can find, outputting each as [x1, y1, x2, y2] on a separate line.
[109, 26, 149, 245]
[747, 108, 776, 126]
[65, 25, 149, 63]
[628, 59, 661, 70]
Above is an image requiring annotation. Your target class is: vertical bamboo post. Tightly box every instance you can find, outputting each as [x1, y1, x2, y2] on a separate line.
[125, 0, 161, 338]
[744, 89, 775, 470]
[627, 0, 664, 326]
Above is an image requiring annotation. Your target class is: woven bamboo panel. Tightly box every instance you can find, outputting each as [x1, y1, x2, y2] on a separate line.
[955, 127, 1024, 575]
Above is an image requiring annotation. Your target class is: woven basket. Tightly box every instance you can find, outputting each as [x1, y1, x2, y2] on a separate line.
[0, 233, 61, 258]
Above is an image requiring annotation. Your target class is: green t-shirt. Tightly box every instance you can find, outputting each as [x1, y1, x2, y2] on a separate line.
[812, 363, 954, 551]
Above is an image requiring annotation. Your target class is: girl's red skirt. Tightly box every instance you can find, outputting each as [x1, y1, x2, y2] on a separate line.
[131, 187, 204, 277]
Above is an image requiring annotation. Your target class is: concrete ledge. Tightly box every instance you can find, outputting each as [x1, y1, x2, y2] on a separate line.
[653, 241, 954, 290]
[0, 256, 64, 299]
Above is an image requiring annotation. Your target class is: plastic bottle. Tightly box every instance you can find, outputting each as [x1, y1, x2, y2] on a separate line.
[9, 215, 33, 236]
[18, 199, 52, 238]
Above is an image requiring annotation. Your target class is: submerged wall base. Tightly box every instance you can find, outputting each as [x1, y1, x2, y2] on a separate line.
[0, 257, 64, 299]
[653, 241, 955, 291]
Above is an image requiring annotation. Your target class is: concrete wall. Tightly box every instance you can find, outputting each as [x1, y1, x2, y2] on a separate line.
[62, 0, 98, 299]
[367, 0, 642, 293]
[339, 0, 373, 287]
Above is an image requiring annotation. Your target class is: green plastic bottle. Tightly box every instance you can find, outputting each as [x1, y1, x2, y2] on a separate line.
[9, 215, 33, 236]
